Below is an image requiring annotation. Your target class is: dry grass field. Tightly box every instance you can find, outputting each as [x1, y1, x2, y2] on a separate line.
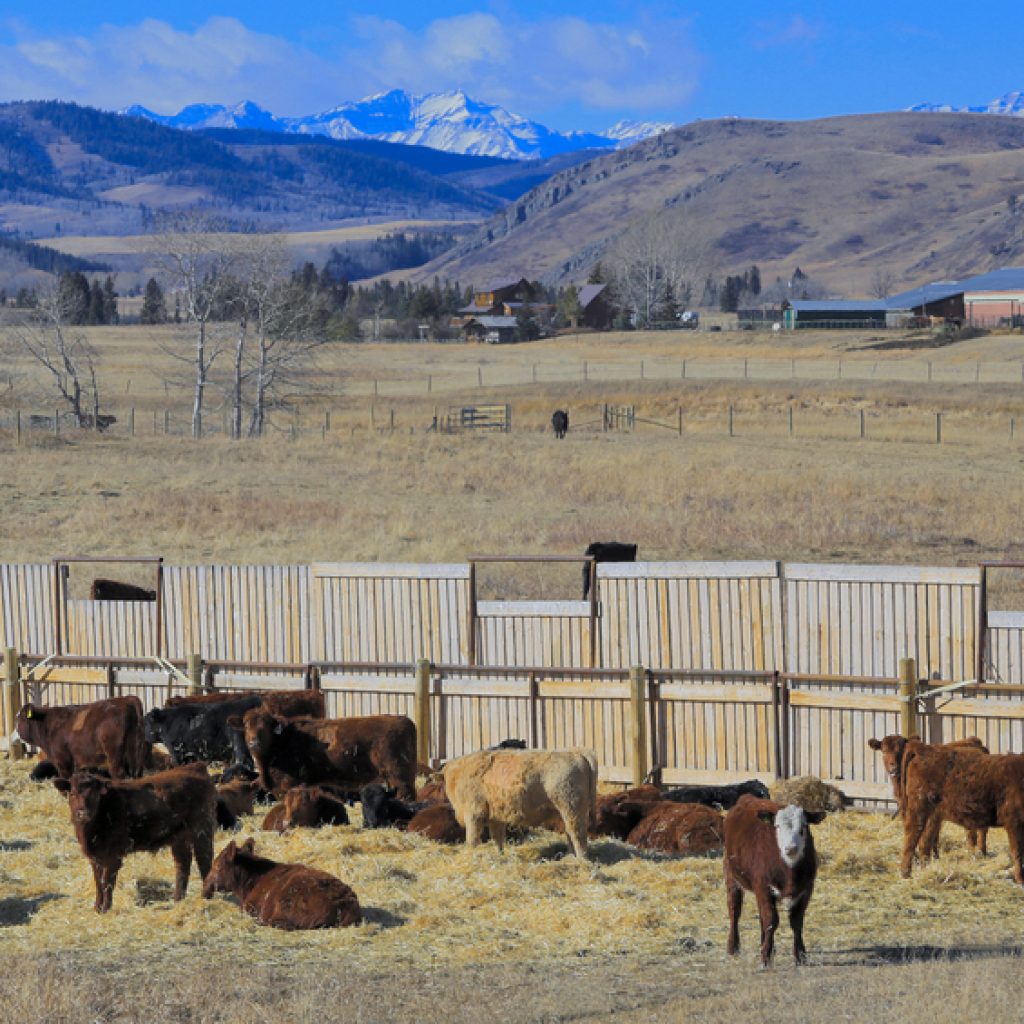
[2, 325, 1024, 1021]
[1, 757, 1023, 1024]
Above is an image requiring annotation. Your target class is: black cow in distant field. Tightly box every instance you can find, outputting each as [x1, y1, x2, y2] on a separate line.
[582, 541, 638, 599]
[552, 409, 569, 439]
[90, 578, 157, 601]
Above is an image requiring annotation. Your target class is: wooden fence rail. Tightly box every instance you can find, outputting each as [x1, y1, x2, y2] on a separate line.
[5, 651, 1023, 802]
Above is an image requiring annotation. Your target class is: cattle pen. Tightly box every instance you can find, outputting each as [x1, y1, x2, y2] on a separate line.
[2, 556, 1024, 804]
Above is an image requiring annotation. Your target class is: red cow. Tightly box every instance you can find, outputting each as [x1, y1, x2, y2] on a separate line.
[202, 838, 361, 929]
[232, 710, 416, 800]
[167, 689, 326, 719]
[53, 763, 216, 912]
[626, 802, 724, 855]
[724, 796, 826, 968]
[16, 697, 146, 779]
[899, 747, 1024, 882]
[407, 803, 466, 844]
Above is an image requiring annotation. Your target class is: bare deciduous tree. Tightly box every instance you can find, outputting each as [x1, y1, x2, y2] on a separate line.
[3, 280, 108, 428]
[869, 267, 896, 300]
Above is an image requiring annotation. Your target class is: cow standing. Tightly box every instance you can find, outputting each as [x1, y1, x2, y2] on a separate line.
[16, 697, 147, 780]
[53, 763, 217, 912]
[723, 796, 826, 968]
[582, 541, 638, 599]
[551, 410, 569, 438]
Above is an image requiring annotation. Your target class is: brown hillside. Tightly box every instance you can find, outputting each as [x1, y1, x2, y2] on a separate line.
[410, 112, 1024, 295]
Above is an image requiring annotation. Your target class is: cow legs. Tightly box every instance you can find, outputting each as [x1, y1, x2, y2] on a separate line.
[968, 828, 989, 855]
[171, 836, 193, 900]
[194, 825, 215, 882]
[465, 814, 486, 847]
[789, 888, 811, 965]
[1005, 824, 1024, 885]
[489, 820, 507, 853]
[900, 801, 932, 878]
[755, 887, 779, 968]
[92, 859, 119, 913]
[919, 812, 943, 860]
[726, 883, 743, 956]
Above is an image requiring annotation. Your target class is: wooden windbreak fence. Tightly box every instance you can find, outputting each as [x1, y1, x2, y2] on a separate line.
[1, 559, 1021, 684]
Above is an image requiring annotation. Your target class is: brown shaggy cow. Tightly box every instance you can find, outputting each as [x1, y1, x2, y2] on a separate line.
[202, 838, 361, 929]
[407, 802, 466, 844]
[868, 734, 988, 855]
[15, 697, 147, 780]
[898, 746, 1024, 882]
[724, 796, 826, 968]
[282, 785, 350, 830]
[626, 802, 724, 855]
[232, 710, 416, 800]
[53, 763, 216, 912]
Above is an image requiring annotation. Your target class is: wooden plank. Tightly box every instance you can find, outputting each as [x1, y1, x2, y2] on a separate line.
[312, 563, 472, 580]
[599, 561, 781, 580]
[784, 564, 980, 585]
[476, 600, 591, 617]
[787, 690, 901, 713]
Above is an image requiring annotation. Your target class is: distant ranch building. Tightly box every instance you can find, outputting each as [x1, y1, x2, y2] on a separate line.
[783, 300, 895, 329]
[888, 268, 1024, 327]
[462, 315, 518, 344]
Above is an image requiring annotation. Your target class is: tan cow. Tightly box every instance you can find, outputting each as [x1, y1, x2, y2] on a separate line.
[443, 748, 597, 859]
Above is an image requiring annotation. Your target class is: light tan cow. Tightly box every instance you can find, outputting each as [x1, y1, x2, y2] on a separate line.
[443, 748, 598, 859]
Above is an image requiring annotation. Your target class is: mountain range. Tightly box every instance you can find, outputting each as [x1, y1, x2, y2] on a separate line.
[118, 90, 673, 162]
[909, 89, 1024, 117]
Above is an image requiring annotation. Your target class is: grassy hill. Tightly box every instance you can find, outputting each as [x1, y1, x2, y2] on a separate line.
[410, 111, 1024, 295]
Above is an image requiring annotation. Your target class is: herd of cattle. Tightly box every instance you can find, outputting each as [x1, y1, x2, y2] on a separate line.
[8, 688, 1024, 965]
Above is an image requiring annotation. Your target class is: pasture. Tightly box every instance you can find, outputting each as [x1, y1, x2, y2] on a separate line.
[2, 325, 1024, 1021]
[1, 757, 1023, 1023]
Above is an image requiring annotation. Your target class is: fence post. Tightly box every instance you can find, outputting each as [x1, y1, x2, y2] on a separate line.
[188, 653, 203, 697]
[4, 647, 24, 760]
[788, 406, 793, 436]
[630, 665, 648, 787]
[935, 412, 942, 444]
[677, 407, 682, 436]
[728, 405, 734, 437]
[106, 663, 116, 698]
[859, 408, 865, 439]
[899, 657, 917, 739]
[129, 407, 135, 437]
[15, 410, 20, 446]
[415, 659, 431, 766]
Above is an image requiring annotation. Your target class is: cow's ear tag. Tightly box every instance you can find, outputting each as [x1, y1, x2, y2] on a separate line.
[274, 722, 284, 735]
[25, 708, 32, 719]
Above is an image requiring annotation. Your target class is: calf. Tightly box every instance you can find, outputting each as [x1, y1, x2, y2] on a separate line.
[407, 803, 466, 844]
[627, 802, 724, 856]
[53, 763, 216, 912]
[16, 697, 146, 779]
[724, 796, 826, 968]
[551, 409, 569, 439]
[591, 785, 663, 839]
[282, 785, 350, 830]
[868, 734, 988, 855]
[582, 541, 637, 599]
[233, 710, 417, 800]
[203, 838, 361, 930]
[146, 695, 266, 767]
[416, 777, 447, 805]
[662, 779, 771, 810]
[899, 747, 1024, 882]
[360, 783, 424, 829]
[444, 747, 597, 859]
[216, 780, 257, 830]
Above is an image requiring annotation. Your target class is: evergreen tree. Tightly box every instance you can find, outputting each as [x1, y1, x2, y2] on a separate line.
[140, 278, 167, 324]
[102, 276, 119, 323]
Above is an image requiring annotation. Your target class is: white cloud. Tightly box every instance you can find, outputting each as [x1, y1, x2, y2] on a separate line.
[0, 12, 702, 122]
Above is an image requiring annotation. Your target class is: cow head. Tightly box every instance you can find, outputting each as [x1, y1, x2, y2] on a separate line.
[359, 783, 395, 829]
[235, 709, 283, 760]
[868, 735, 909, 793]
[56, 773, 111, 826]
[759, 803, 826, 867]
[203, 837, 259, 898]
[144, 708, 166, 744]
[739, 779, 772, 801]
[14, 704, 45, 745]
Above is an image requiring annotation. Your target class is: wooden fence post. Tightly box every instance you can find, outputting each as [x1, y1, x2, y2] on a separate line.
[899, 657, 917, 739]
[15, 410, 21, 446]
[4, 647, 24, 760]
[415, 659, 431, 767]
[630, 665, 648, 787]
[188, 653, 203, 697]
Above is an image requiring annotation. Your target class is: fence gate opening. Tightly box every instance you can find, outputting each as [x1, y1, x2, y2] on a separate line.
[603, 404, 635, 432]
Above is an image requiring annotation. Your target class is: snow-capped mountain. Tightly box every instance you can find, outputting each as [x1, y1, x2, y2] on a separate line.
[117, 90, 674, 160]
[908, 90, 1024, 116]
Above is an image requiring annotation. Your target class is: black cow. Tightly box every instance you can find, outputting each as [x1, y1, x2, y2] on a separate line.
[552, 410, 569, 439]
[29, 759, 60, 782]
[359, 783, 425, 829]
[90, 578, 156, 601]
[145, 695, 265, 767]
[662, 779, 771, 810]
[582, 541, 638, 599]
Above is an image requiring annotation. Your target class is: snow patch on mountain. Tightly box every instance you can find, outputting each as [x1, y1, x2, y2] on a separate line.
[118, 90, 675, 160]
[908, 90, 1024, 117]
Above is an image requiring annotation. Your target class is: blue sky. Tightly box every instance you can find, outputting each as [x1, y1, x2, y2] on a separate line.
[1, 2, 1021, 131]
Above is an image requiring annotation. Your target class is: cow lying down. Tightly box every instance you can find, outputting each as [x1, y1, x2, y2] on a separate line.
[203, 838, 361, 930]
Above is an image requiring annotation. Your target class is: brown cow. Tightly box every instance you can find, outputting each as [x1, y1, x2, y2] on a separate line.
[232, 710, 416, 800]
[262, 802, 288, 832]
[591, 785, 663, 839]
[216, 779, 256, 829]
[898, 747, 1024, 882]
[407, 803, 466, 844]
[282, 785, 350, 830]
[53, 763, 216, 912]
[416, 777, 448, 805]
[15, 697, 146, 780]
[626, 802, 724, 855]
[868, 734, 988, 855]
[724, 796, 826, 968]
[202, 838, 361, 929]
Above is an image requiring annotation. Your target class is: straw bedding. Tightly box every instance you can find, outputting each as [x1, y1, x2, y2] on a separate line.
[1, 760, 1022, 973]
